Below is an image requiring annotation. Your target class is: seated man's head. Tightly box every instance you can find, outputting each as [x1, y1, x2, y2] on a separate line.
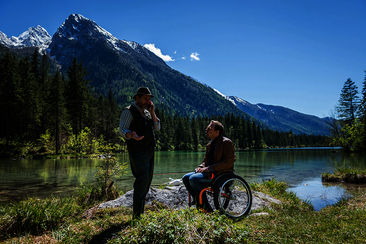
[206, 120, 224, 140]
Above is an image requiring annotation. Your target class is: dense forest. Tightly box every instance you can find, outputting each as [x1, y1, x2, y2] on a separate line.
[155, 110, 328, 151]
[331, 75, 366, 152]
[0, 50, 329, 157]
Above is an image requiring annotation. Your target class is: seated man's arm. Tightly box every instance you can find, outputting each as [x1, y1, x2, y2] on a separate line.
[207, 140, 235, 172]
[196, 148, 209, 171]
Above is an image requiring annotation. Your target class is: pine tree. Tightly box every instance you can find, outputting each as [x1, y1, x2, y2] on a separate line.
[0, 52, 21, 141]
[174, 117, 186, 150]
[20, 57, 41, 139]
[48, 70, 65, 153]
[31, 49, 40, 81]
[359, 72, 366, 149]
[65, 58, 89, 135]
[191, 118, 200, 151]
[359, 72, 366, 121]
[337, 78, 359, 124]
[39, 54, 50, 132]
[106, 89, 119, 139]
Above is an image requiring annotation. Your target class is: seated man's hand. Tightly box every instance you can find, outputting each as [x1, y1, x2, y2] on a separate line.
[195, 167, 209, 173]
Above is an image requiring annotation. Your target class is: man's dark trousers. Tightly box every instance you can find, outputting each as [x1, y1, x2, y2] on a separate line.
[129, 148, 154, 218]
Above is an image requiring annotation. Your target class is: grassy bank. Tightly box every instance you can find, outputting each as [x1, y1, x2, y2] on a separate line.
[1, 179, 366, 243]
[322, 168, 366, 184]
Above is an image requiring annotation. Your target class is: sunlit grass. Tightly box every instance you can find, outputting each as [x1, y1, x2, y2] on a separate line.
[322, 167, 366, 183]
[1, 178, 366, 243]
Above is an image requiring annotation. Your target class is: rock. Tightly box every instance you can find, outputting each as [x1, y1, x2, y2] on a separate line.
[168, 178, 183, 186]
[98, 185, 189, 209]
[252, 191, 282, 209]
[250, 212, 270, 217]
[98, 182, 281, 211]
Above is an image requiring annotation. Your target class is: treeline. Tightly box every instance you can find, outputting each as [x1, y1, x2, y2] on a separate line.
[0, 50, 121, 156]
[0, 49, 329, 157]
[332, 75, 366, 152]
[156, 110, 328, 151]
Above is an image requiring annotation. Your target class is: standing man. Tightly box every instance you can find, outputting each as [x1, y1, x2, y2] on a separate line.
[119, 87, 160, 219]
[182, 120, 235, 209]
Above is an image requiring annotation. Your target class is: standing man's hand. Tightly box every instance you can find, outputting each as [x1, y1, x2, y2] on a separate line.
[148, 101, 159, 122]
[147, 100, 155, 113]
[126, 131, 144, 141]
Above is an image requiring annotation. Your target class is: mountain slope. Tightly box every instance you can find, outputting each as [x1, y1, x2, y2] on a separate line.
[1, 13, 330, 136]
[227, 96, 331, 135]
[48, 14, 246, 117]
[0, 26, 51, 51]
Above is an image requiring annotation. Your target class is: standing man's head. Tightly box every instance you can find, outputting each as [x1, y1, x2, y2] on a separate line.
[133, 87, 154, 109]
[206, 120, 224, 140]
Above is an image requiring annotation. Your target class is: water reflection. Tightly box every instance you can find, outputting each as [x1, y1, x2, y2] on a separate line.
[287, 178, 350, 211]
[0, 149, 365, 211]
[0, 158, 98, 202]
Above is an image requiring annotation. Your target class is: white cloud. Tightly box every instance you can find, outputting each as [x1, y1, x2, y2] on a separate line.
[143, 43, 174, 62]
[174, 50, 177, 54]
[181, 56, 186, 60]
[190, 52, 200, 61]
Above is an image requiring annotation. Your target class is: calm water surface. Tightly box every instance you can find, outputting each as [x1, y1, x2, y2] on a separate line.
[1, 148, 365, 210]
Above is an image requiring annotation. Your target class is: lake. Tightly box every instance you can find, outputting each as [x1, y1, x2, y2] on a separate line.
[1, 148, 365, 210]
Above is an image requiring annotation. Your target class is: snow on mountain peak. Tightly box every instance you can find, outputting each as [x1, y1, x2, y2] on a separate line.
[213, 88, 236, 105]
[69, 13, 88, 22]
[0, 31, 14, 46]
[56, 14, 127, 53]
[17, 25, 51, 48]
[0, 25, 51, 51]
[231, 96, 248, 105]
[213, 88, 226, 98]
[122, 40, 139, 50]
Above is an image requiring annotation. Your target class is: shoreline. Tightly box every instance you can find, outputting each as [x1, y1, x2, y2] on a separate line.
[0, 146, 345, 160]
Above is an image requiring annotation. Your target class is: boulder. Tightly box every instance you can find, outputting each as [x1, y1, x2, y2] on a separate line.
[98, 183, 281, 212]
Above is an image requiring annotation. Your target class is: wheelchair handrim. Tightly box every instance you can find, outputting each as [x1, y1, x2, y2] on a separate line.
[218, 177, 252, 218]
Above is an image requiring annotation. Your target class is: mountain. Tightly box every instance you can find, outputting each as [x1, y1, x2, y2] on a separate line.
[0, 25, 51, 51]
[47, 14, 245, 117]
[225, 95, 332, 135]
[0, 13, 330, 135]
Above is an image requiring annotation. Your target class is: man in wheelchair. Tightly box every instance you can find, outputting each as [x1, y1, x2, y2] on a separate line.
[182, 120, 236, 211]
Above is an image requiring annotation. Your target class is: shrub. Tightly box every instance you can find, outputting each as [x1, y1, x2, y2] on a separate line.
[250, 178, 311, 210]
[113, 208, 248, 243]
[0, 197, 81, 239]
[76, 154, 128, 206]
[251, 178, 287, 196]
[322, 168, 366, 184]
[38, 129, 54, 154]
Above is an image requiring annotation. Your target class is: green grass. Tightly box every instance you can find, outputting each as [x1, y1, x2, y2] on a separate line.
[112, 208, 248, 244]
[1, 179, 366, 243]
[0, 197, 81, 240]
[242, 191, 366, 243]
[322, 168, 366, 183]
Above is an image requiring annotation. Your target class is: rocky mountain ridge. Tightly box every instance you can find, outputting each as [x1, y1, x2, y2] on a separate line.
[0, 14, 330, 135]
[0, 25, 51, 51]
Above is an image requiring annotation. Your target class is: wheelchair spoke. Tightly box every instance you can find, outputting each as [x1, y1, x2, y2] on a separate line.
[215, 176, 252, 219]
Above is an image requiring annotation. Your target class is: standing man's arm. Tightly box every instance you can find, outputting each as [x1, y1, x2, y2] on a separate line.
[119, 109, 132, 139]
[119, 109, 144, 140]
[148, 101, 160, 131]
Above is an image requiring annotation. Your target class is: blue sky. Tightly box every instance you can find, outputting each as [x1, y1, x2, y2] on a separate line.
[1, 0, 365, 117]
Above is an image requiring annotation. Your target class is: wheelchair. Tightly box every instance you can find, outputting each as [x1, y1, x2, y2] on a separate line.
[189, 172, 252, 219]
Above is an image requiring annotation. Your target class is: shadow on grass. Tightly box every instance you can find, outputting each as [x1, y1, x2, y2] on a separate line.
[88, 222, 129, 244]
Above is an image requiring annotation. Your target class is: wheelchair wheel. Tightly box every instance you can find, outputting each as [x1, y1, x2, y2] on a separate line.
[213, 175, 252, 219]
